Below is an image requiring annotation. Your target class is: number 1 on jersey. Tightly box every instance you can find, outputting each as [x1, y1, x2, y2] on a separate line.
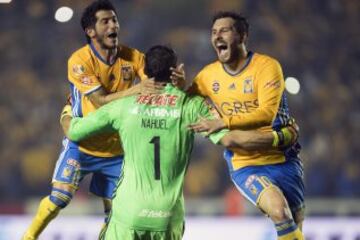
[150, 136, 160, 180]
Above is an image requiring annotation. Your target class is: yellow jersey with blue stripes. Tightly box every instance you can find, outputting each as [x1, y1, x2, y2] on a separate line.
[189, 52, 293, 170]
[68, 43, 146, 157]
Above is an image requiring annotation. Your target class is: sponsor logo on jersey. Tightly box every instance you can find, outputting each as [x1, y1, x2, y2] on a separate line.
[139, 209, 172, 218]
[136, 94, 178, 106]
[243, 77, 253, 93]
[61, 166, 72, 179]
[131, 106, 181, 118]
[245, 174, 257, 188]
[72, 64, 85, 75]
[228, 83, 236, 90]
[220, 99, 259, 115]
[80, 76, 94, 85]
[121, 65, 133, 81]
[264, 79, 281, 89]
[67, 159, 80, 168]
[212, 80, 220, 94]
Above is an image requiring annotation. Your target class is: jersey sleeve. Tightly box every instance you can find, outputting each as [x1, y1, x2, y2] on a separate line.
[68, 54, 102, 95]
[67, 100, 119, 142]
[188, 96, 228, 144]
[224, 59, 285, 130]
[187, 69, 208, 96]
[134, 50, 147, 81]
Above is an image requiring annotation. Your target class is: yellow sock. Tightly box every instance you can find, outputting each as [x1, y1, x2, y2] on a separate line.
[276, 219, 304, 240]
[23, 197, 61, 240]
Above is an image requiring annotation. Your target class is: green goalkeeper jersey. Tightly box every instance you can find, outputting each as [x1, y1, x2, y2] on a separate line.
[68, 84, 225, 231]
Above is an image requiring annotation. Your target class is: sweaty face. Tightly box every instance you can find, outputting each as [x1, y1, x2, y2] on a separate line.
[93, 10, 119, 49]
[211, 18, 241, 64]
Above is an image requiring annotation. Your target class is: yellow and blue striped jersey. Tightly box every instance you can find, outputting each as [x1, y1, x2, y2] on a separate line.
[189, 52, 293, 170]
[67, 43, 146, 157]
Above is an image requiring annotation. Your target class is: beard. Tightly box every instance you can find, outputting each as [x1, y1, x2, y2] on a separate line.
[96, 34, 118, 50]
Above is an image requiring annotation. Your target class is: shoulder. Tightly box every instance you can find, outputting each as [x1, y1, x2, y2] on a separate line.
[184, 94, 206, 107]
[68, 45, 93, 64]
[197, 61, 221, 76]
[118, 45, 144, 62]
[253, 52, 282, 69]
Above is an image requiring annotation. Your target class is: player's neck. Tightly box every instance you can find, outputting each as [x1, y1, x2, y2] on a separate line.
[223, 47, 248, 74]
[91, 40, 118, 65]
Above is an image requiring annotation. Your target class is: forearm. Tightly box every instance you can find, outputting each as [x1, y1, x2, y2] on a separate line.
[88, 85, 141, 107]
[220, 130, 274, 151]
[68, 117, 99, 142]
[102, 85, 140, 104]
[61, 115, 72, 138]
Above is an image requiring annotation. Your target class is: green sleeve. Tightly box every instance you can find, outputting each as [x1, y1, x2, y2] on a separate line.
[188, 96, 229, 145]
[68, 101, 117, 142]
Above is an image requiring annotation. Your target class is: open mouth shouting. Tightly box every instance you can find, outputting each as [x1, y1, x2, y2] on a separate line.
[107, 32, 118, 41]
[215, 40, 230, 62]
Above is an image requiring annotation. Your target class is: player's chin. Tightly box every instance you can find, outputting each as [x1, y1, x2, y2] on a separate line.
[217, 54, 229, 63]
[105, 39, 118, 49]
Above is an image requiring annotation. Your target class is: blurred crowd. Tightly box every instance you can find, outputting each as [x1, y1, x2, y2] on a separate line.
[0, 0, 359, 212]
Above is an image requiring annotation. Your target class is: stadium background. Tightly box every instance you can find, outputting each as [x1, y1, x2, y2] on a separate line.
[0, 0, 359, 239]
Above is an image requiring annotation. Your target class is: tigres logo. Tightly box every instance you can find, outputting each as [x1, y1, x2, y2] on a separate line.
[121, 65, 133, 81]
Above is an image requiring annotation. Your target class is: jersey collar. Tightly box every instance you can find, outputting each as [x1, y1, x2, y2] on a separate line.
[89, 42, 118, 66]
[222, 51, 254, 76]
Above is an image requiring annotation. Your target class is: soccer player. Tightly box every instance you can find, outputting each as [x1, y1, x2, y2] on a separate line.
[65, 45, 299, 240]
[187, 12, 305, 240]
[22, 1, 161, 239]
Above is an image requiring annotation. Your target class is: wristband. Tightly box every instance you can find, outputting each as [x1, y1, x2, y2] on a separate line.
[272, 131, 279, 147]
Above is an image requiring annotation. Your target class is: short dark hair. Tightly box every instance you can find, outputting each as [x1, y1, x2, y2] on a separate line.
[80, 0, 117, 43]
[212, 11, 249, 37]
[144, 45, 178, 83]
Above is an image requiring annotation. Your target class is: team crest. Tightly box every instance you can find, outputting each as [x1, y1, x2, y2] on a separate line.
[121, 65, 133, 81]
[243, 77, 253, 93]
[72, 64, 85, 75]
[212, 80, 220, 94]
[61, 166, 72, 179]
[249, 184, 258, 196]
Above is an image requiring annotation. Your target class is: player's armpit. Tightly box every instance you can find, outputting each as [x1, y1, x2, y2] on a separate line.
[86, 87, 109, 108]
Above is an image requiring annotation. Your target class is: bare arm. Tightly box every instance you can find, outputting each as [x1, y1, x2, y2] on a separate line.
[87, 78, 164, 108]
[60, 105, 72, 137]
[220, 124, 298, 151]
[220, 130, 274, 151]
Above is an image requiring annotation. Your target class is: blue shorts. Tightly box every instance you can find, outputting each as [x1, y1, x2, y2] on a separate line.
[225, 153, 305, 215]
[52, 138, 123, 199]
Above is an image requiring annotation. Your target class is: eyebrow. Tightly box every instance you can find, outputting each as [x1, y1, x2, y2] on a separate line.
[99, 15, 117, 21]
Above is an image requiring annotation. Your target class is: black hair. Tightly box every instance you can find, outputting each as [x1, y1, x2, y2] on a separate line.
[81, 0, 118, 43]
[144, 45, 178, 83]
[212, 11, 249, 37]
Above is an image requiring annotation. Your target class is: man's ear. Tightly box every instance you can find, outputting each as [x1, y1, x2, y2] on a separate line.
[239, 32, 248, 44]
[86, 27, 96, 39]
